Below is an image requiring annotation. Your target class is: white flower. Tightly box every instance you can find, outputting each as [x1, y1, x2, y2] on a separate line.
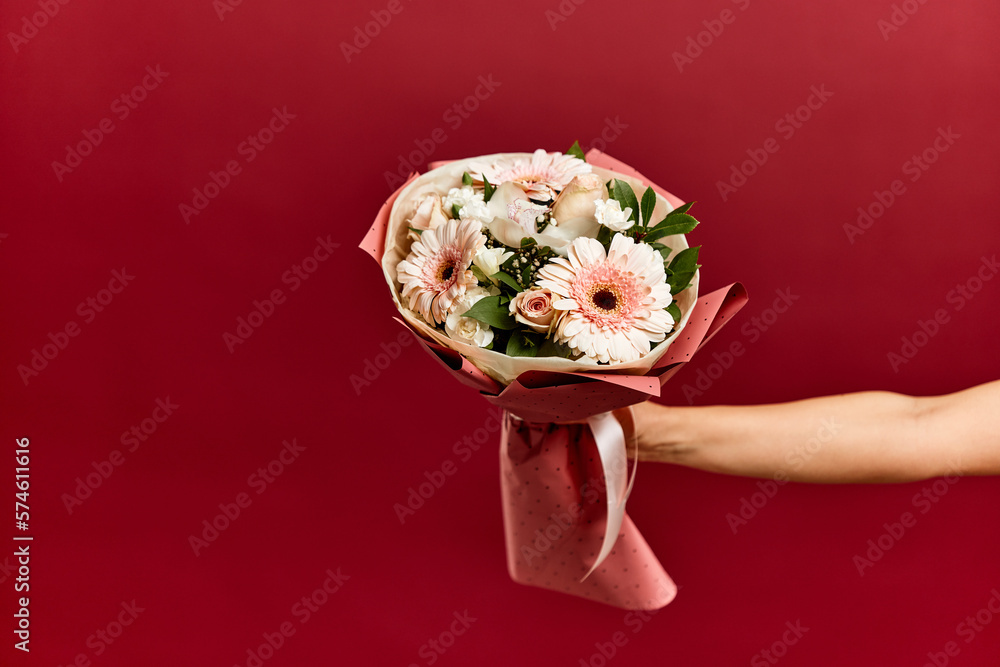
[535, 234, 674, 364]
[594, 198, 634, 232]
[483, 182, 598, 256]
[445, 286, 494, 348]
[473, 246, 515, 280]
[443, 186, 484, 212]
[459, 198, 491, 223]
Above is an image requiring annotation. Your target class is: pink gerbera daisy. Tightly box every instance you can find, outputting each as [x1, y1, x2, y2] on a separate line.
[467, 149, 592, 201]
[396, 218, 486, 325]
[536, 234, 674, 363]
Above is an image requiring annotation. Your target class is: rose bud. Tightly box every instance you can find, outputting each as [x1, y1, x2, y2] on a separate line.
[550, 173, 606, 225]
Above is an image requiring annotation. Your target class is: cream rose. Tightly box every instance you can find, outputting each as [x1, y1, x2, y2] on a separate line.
[445, 287, 494, 348]
[551, 173, 605, 225]
[406, 193, 449, 241]
[509, 288, 556, 333]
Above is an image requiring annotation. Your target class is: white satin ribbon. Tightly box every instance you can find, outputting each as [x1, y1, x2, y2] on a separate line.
[581, 409, 638, 581]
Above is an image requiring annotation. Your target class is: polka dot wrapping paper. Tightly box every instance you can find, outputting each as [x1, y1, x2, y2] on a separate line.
[362, 151, 748, 609]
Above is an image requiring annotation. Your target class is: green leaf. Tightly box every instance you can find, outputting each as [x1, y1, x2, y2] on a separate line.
[596, 224, 612, 248]
[483, 175, 496, 203]
[470, 265, 490, 284]
[462, 172, 473, 186]
[668, 246, 701, 273]
[538, 337, 573, 358]
[667, 246, 701, 294]
[612, 179, 639, 222]
[640, 187, 656, 228]
[451, 203, 462, 219]
[407, 227, 423, 236]
[666, 201, 695, 217]
[644, 214, 699, 242]
[666, 301, 681, 322]
[566, 140, 586, 161]
[506, 331, 540, 357]
[461, 295, 517, 330]
[520, 237, 537, 249]
[492, 271, 521, 292]
[649, 242, 673, 262]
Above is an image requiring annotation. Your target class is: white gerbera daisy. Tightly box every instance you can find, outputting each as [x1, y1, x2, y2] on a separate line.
[535, 234, 674, 364]
[396, 218, 486, 325]
[467, 149, 592, 201]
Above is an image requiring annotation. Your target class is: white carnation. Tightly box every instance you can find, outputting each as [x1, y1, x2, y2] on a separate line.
[444, 186, 484, 212]
[594, 198, 634, 232]
[459, 199, 492, 223]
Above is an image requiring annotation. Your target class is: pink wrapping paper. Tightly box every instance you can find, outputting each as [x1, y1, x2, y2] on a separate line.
[362, 150, 748, 609]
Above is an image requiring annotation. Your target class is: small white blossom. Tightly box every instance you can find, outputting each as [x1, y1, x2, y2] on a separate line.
[444, 186, 484, 213]
[594, 198, 634, 232]
[459, 199, 492, 223]
[445, 286, 494, 348]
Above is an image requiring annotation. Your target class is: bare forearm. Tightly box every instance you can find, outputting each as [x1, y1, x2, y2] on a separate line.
[634, 381, 1000, 483]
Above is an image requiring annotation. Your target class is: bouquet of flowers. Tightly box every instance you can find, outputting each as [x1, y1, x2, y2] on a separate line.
[361, 146, 746, 609]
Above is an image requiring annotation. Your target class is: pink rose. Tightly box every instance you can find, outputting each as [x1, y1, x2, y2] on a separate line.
[509, 288, 556, 333]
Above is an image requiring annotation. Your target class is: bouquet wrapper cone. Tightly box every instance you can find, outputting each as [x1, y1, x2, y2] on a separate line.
[361, 150, 748, 609]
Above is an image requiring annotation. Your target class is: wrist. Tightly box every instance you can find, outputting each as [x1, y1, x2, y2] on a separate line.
[632, 402, 697, 464]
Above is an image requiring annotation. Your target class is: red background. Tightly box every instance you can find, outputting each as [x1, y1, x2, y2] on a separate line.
[2, 0, 999, 664]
